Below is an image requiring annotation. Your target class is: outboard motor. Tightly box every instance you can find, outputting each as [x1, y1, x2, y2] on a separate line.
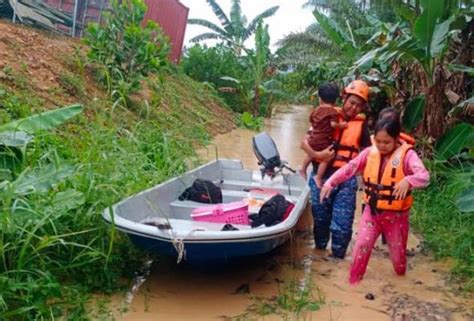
[252, 132, 295, 179]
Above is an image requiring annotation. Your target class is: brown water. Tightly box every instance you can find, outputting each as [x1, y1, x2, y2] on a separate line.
[106, 105, 473, 321]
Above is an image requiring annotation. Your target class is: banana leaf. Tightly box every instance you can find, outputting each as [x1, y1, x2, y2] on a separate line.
[402, 96, 425, 132]
[435, 123, 474, 160]
[413, 0, 444, 56]
[51, 189, 85, 211]
[10, 164, 75, 196]
[456, 187, 474, 213]
[0, 104, 82, 134]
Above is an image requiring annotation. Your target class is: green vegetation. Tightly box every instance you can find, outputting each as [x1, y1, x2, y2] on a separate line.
[235, 276, 323, 321]
[84, 0, 170, 108]
[183, 21, 285, 118]
[238, 112, 263, 130]
[287, 0, 474, 289]
[0, 49, 233, 321]
[411, 163, 474, 291]
[181, 44, 246, 112]
[187, 0, 279, 55]
[1, 0, 473, 319]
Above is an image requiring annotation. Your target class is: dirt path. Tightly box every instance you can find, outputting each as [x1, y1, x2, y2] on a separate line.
[105, 105, 473, 321]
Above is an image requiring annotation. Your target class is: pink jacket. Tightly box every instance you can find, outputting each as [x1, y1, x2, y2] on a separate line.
[324, 146, 430, 192]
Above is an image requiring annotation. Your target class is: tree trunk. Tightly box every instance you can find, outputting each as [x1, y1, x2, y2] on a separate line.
[266, 94, 274, 118]
[253, 85, 260, 117]
[422, 68, 446, 140]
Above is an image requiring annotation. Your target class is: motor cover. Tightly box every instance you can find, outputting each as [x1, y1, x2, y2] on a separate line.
[252, 132, 282, 174]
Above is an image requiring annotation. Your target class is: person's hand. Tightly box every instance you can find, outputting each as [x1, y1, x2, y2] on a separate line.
[317, 146, 335, 162]
[393, 178, 410, 200]
[319, 185, 333, 203]
[340, 121, 348, 129]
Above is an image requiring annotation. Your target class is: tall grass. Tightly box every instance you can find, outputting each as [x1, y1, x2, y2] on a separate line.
[236, 276, 323, 320]
[0, 72, 230, 319]
[411, 161, 474, 291]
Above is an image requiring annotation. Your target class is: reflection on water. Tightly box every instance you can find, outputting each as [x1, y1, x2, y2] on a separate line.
[109, 105, 473, 321]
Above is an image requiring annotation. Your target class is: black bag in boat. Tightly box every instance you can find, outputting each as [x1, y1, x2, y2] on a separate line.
[179, 179, 223, 204]
[249, 194, 290, 228]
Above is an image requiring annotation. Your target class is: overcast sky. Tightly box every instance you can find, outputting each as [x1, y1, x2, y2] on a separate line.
[179, 0, 315, 51]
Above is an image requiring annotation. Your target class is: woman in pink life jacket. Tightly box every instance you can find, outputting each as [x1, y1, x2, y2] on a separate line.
[320, 116, 429, 284]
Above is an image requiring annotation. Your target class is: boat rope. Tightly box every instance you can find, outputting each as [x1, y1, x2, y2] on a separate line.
[171, 237, 186, 264]
[145, 198, 186, 262]
[171, 228, 204, 264]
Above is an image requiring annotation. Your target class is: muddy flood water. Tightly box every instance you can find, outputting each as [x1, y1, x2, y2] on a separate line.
[107, 105, 473, 321]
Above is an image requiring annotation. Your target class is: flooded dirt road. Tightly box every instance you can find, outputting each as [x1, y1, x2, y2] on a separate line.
[108, 105, 473, 321]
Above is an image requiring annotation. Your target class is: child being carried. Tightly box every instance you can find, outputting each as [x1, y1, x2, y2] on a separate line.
[300, 83, 348, 187]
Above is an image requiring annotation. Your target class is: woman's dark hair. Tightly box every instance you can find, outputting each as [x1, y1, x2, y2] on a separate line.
[378, 107, 400, 121]
[374, 117, 401, 139]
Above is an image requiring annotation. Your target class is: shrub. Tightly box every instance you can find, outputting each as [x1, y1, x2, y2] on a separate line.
[411, 162, 474, 291]
[181, 44, 246, 112]
[84, 0, 170, 106]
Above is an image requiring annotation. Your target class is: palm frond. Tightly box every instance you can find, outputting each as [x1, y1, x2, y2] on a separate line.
[230, 0, 245, 41]
[276, 48, 327, 67]
[189, 32, 227, 43]
[277, 31, 332, 49]
[303, 0, 334, 10]
[243, 6, 279, 40]
[187, 19, 228, 36]
[276, 23, 340, 58]
[206, 0, 232, 33]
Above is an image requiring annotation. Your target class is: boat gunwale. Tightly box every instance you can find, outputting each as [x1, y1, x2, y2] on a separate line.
[102, 159, 309, 241]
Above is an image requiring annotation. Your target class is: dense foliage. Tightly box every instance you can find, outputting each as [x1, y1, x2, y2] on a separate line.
[411, 162, 474, 291]
[84, 0, 170, 107]
[278, 0, 474, 288]
[183, 22, 285, 120]
[181, 44, 246, 112]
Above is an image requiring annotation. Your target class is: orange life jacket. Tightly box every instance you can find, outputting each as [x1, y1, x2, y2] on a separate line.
[332, 107, 366, 168]
[400, 132, 416, 145]
[370, 133, 416, 146]
[363, 144, 414, 212]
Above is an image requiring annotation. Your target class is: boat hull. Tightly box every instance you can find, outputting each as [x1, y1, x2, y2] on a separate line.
[103, 159, 309, 263]
[128, 230, 291, 263]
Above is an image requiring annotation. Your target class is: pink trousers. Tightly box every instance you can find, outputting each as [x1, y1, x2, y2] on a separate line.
[349, 206, 409, 285]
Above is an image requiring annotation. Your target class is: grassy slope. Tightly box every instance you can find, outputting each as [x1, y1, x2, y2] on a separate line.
[0, 20, 236, 320]
[411, 163, 474, 291]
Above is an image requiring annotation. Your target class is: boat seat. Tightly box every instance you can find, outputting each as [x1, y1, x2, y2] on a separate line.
[140, 217, 251, 231]
[168, 190, 299, 220]
[221, 179, 304, 196]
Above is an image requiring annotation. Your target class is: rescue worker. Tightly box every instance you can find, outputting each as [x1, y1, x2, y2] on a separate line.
[300, 80, 372, 259]
[320, 116, 429, 284]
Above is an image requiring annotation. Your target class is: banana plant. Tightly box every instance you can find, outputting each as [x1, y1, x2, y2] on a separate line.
[313, 9, 359, 61]
[0, 104, 83, 205]
[188, 0, 279, 55]
[353, 0, 469, 138]
[219, 76, 254, 113]
[220, 21, 274, 116]
[244, 21, 271, 116]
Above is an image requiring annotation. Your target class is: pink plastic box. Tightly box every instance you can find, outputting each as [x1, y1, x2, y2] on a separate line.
[191, 200, 249, 225]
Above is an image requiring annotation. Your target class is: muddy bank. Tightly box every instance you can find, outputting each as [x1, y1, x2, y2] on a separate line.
[106, 105, 473, 321]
